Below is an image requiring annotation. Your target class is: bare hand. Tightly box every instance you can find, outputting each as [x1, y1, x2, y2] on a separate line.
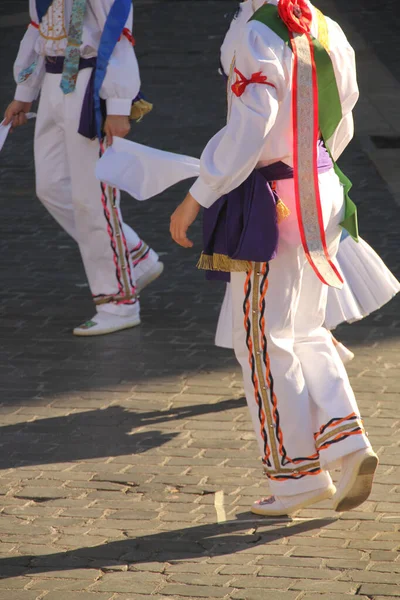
[170, 193, 201, 248]
[4, 100, 32, 130]
[104, 115, 131, 146]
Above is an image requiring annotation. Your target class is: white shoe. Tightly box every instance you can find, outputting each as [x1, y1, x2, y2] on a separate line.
[136, 261, 164, 293]
[73, 310, 141, 337]
[335, 342, 355, 364]
[251, 484, 336, 517]
[333, 448, 379, 512]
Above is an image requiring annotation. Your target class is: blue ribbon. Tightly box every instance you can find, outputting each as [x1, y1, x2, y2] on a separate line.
[93, 0, 132, 138]
[36, 0, 54, 22]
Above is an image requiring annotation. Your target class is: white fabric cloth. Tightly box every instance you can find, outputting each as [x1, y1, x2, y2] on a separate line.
[0, 120, 12, 152]
[231, 169, 370, 496]
[0, 114, 36, 153]
[190, 0, 359, 208]
[34, 69, 158, 316]
[96, 138, 200, 200]
[325, 236, 400, 330]
[14, 0, 140, 115]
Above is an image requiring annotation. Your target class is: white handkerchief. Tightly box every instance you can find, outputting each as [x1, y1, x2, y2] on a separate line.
[95, 137, 200, 200]
[0, 113, 36, 154]
[0, 121, 12, 153]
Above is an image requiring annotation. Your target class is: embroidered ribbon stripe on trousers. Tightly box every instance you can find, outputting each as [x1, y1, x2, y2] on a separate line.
[243, 262, 322, 481]
[241, 262, 367, 482]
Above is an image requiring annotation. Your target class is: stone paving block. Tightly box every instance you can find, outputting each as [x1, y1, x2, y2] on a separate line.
[0, 578, 29, 590]
[340, 570, 400, 584]
[369, 562, 400, 573]
[158, 584, 232, 598]
[29, 578, 99, 591]
[289, 580, 359, 593]
[230, 590, 299, 600]
[289, 547, 363, 560]
[358, 583, 400, 597]
[299, 596, 368, 600]
[0, 593, 44, 600]
[91, 572, 165, 594]
[42, 594, 113, 600]
[257, 566, 339, 580]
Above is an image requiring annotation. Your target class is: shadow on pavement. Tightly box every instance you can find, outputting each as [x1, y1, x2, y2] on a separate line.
[0, 515, 336, 578]
[0, 398, 246, 470]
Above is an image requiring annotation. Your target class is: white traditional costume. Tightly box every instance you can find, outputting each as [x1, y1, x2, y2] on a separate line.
[12, 0, 163, 335]
[94, 0, 380, 513]
[188, 0, 378, 514]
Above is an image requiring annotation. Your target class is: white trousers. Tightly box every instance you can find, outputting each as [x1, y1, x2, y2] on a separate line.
[34, 68, 158, 316]
[231, 169, 370, 496]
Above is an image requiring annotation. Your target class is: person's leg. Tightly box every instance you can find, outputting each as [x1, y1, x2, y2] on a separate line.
[231, 247, 334, 510]
[292, 169, 377, 511]
[34, 71, 160, 310]
[293, 170, 371, 469]
[34, 73, 76, 240]
[60, 68, 140, 331]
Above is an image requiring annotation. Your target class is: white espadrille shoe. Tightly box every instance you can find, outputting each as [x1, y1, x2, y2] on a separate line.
[333, 448, 379, 512]
[73, 309, 141, 337]
[136, 261, 164, 293]
[334, 341, 355, 364]
[251, 484, 336, 517]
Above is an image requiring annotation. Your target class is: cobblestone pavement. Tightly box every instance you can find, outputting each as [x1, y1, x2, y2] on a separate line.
[0, 1, 399, 599]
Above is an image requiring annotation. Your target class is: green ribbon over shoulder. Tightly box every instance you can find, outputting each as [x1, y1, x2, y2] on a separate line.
[250, 4, 358, 240]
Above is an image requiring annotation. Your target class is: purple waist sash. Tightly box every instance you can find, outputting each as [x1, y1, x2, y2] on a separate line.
[202, 142, 333, 282]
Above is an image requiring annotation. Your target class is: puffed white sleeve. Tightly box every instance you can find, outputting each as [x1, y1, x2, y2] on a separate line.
[13, 0, 45, 102]
[190, 22, 286, 209]
[89, 0, 141, 116]
[326, 18, 359, 160]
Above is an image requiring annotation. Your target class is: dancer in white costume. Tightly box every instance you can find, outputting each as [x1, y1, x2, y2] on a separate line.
[4, 0, 163, 336]
[170, 0, 379, 515]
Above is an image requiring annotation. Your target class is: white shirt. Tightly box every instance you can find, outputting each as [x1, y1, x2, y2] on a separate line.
[13, 0, 140, 116]
[190, 0, 359, 208]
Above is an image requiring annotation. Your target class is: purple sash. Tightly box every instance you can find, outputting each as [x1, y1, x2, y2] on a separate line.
[202, 142, 333, 282]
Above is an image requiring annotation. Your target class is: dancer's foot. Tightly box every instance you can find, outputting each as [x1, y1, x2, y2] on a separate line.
[333, 448, 378, 512]
[136, 260, 164, 293]
[331, 335, 355, 364]
[73, 308, 141, 336]
[251, 484, 336, 516]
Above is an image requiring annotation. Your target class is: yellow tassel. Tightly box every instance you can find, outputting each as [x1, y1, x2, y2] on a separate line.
[130, 99, 153, 122]
[197, 252, 251, 273]
[276, 199, 291, 223]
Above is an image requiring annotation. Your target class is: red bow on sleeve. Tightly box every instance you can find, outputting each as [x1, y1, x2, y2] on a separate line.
[231, 68, 275, 97]
[118, 28, 136, 46]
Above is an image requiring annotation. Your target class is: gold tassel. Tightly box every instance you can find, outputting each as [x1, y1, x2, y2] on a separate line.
[197, 252, 251, 273]
[276, 198, 291, 223]
[130, 99, 153, 122]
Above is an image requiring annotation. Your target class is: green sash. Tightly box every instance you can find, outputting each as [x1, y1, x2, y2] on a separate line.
[250, 4, 358, 240]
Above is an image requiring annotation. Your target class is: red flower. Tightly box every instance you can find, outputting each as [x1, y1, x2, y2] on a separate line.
[278, 0, 312, 35]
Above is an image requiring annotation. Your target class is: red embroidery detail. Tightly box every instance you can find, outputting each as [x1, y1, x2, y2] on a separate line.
[118, 28, 135, 46]
[29, 20, 39, 29]
[231, 68, 275, 97]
